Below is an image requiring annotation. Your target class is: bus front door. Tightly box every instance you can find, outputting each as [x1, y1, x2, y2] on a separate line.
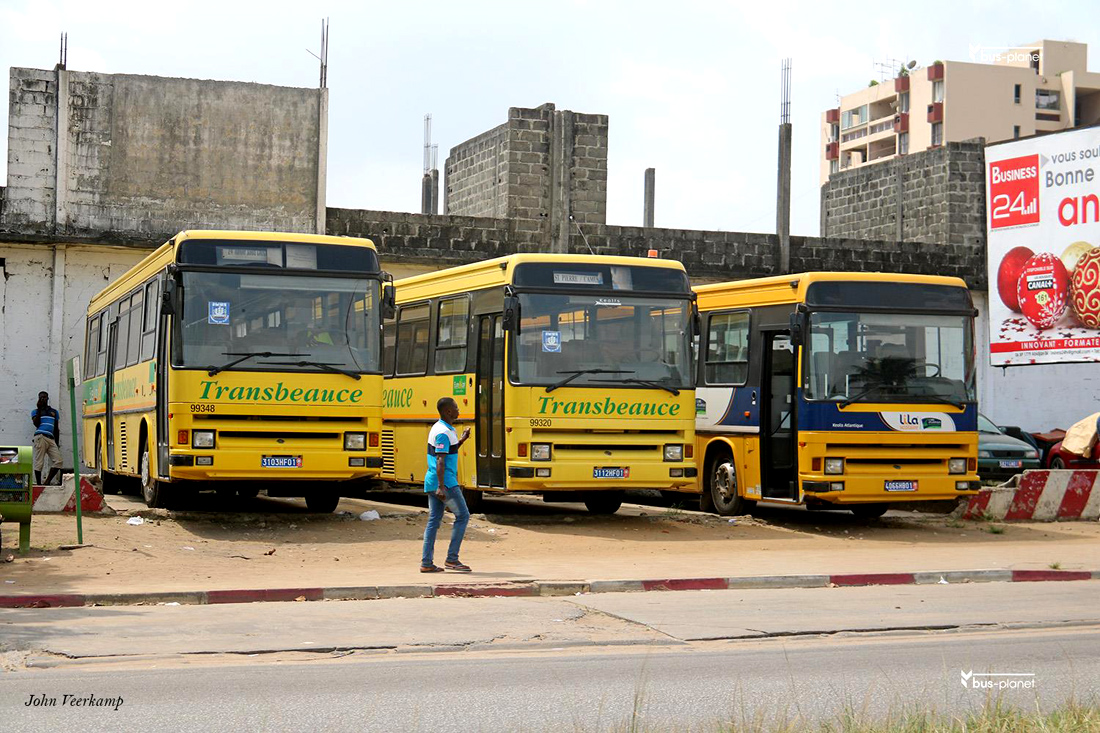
[105, 319, 118, 471]
[475, 315, 506, 489]
[761, 331, 796, 499]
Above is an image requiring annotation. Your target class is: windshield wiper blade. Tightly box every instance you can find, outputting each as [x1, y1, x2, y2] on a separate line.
[839, 384, 890, 409]
[907, 394, 967, 410]
[592, 377, 680, 396]
[262, 360, 362, 380]
[208, 352, 299, 376]
[546, 369, 633, 393]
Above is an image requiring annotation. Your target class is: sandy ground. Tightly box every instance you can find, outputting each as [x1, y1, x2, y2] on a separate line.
[2, 491, 1098, 597]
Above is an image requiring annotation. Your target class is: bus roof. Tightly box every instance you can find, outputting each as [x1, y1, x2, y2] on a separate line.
[393, 253, 687, 303]
[87, 230, 378, 314]
[694, 271, 969, 310]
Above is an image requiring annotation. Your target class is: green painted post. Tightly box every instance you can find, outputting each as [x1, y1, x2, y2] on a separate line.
[66, 358, 83, 545]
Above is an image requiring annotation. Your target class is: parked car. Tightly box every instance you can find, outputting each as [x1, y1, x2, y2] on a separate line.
[1045, 440, 1100, 469]
[1045, 412, 1100, 470]
[977, 413, 1040, 482]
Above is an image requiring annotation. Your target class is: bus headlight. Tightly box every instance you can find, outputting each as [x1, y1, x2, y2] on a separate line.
[344, 433, 366, 451]
[531, 443, 552, 461]
[192, 431, 215, 449]
[948, 458, 967, 474]
[663, 444, 683, 462]
[824, 458, 844, 475]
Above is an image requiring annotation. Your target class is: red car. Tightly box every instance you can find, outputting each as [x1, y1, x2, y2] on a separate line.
[1045, 440, 1100, 470]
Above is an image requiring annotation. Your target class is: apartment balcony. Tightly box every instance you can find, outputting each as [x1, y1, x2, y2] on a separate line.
[893, 112, 909, 133]
[825, 107, 840, 124]
[894, 75, 910, 93]
[825, 141, 839, 160]
[927, 102, 943, 123]
[927, 62, 944, 81]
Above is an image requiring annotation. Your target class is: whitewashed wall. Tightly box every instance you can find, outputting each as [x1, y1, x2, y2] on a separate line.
[0, 243, 149, 464]
[974, 291, 1100, 433]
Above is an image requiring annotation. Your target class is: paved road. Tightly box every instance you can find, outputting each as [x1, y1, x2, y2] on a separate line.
[2, 625, 1096, 732]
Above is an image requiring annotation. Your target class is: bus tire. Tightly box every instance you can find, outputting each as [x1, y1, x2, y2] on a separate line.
[851, 503, 888, 519]
[462, 489, 484, 513]
[584, 491, 623, 515]
[140, 444, 171, 509]
[706, 450, 750, 516]
[305, 491, 340, 513]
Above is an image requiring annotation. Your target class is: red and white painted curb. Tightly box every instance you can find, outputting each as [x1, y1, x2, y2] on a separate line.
[961, 470, 1100, 522]
[31, 477, 112, 514]
[1, 568, 1096, 608]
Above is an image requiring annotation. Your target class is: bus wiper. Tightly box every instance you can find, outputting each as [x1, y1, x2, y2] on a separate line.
[907, 394, 967, 410]
[208, 352, 298, 376]
[592, 377, 680, 396]
[839, 384, 890, 409]
[546, 369, 632, 393]
[263, 360, 362, 380]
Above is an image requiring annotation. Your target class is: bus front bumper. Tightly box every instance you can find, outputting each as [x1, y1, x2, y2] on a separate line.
[800, 474, 980, 503]
[504, 462, 697, 491]
[167, 450, 383, 481]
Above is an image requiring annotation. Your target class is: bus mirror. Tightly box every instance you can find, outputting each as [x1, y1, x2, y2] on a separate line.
[692, 311, 702, 338]
[161, 279, 177, 316]
[382, 283, 396, 320]
[503, 295, 520, 333]
[788, 312, 804, 346]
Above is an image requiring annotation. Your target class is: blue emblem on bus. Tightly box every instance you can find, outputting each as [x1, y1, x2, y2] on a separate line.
[208, 301, 230, 325]
[542, 330, 561, 353]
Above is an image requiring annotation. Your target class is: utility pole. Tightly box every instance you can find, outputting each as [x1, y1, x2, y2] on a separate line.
[776, 58, 792, 274]
[421, 115, 439, 215]
[643, 168, 655, 228]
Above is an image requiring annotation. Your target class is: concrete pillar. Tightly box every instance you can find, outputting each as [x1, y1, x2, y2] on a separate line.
[643, 168, 655, 228]
[48, 245, 68, 465]
[315, 88, 329, 235]
[776, 122, 792, 274]
[894, 159, 904, 241]
[54, 68, 69, 234]
[430, 169, 439, 215]
[549, 110, 575, 253]
[421, 173, 433, 215]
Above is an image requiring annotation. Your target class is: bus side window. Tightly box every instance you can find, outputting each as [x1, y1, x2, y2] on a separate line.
[434, 296, 470, 374]
[705, 311, 750, 385]
[85, 314, 101, 380]
[395, 303, 430, 376]
[382, 320, 396, 377]
[127, 287, 144, 366]
[97, 308, 109, 376]
[114, 295, 131, 370]
[140, 278, 160, 362]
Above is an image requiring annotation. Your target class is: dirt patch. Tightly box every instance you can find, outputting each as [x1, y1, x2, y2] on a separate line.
[3, 493, 1098, 598]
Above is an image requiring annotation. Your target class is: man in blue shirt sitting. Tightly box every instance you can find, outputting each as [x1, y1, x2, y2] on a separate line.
[421, 397, 472, 573]
[31, 391, 62, 486]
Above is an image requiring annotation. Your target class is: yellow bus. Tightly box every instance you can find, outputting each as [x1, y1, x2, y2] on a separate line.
[81, 230, 393, 510]
[691, 272, 980, 517]
[381, 254, 698, 514]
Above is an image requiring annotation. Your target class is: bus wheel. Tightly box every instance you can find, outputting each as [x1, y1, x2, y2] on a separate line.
[305, 491, 340, 513]
[707, 453, 749, 516]
[584, 491, 623, 515]
[462, 489, 484, 513]
[140, 445, 171, 509]
[850, 503, 888, 519]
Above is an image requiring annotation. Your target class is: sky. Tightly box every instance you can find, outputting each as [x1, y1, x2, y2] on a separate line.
[1, 0, 1097, 237]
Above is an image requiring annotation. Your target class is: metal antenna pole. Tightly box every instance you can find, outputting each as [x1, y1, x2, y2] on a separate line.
[569, 215, 596, 255]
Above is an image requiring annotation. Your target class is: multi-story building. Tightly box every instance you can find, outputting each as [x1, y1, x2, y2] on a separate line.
[820, 39, 1100, 184]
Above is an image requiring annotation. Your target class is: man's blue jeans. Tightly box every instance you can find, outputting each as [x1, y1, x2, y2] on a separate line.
[421, 485, 470, 567]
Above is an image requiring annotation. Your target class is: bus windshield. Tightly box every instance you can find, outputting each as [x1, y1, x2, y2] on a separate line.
[805, 311, 975, 404]
[175, 272, 381, 374]
[509, 292, 692, 389]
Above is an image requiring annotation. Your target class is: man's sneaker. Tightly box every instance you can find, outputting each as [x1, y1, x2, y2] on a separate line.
[445, 561, 472, 572]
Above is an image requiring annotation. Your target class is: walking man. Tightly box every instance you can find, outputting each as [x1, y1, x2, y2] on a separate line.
[31, 391, 62, 486]
[420, 397, 472, 573]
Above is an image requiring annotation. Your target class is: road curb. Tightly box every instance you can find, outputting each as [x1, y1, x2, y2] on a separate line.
[1, 568, 1096, 609]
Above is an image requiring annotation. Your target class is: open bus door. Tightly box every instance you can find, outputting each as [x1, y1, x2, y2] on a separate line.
[104, 319, 119, 472]
[761, 331, 797, 499]
[475, 315, 506, 489]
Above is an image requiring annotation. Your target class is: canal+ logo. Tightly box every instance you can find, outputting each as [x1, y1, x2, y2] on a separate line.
[989, 154, 1040, 229]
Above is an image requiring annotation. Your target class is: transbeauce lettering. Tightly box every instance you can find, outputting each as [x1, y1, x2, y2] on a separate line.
[536, 396, 681, 417]
[196, 380, 366, 404]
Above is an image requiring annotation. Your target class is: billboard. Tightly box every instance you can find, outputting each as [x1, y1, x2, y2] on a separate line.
[986, 126, 1100, 366]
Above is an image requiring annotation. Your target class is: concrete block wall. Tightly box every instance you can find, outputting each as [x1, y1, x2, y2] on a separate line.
[4, 68, 58, 234]
[820, 141, 986, 253]
[568, 112, 609, 227]
[443, 122, 510, 219]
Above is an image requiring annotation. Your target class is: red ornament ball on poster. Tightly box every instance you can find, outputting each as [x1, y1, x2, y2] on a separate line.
[1016, 253, 1069, 329]
[997, 246, 1033, 312]
[1071, 246, 1100, 328]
